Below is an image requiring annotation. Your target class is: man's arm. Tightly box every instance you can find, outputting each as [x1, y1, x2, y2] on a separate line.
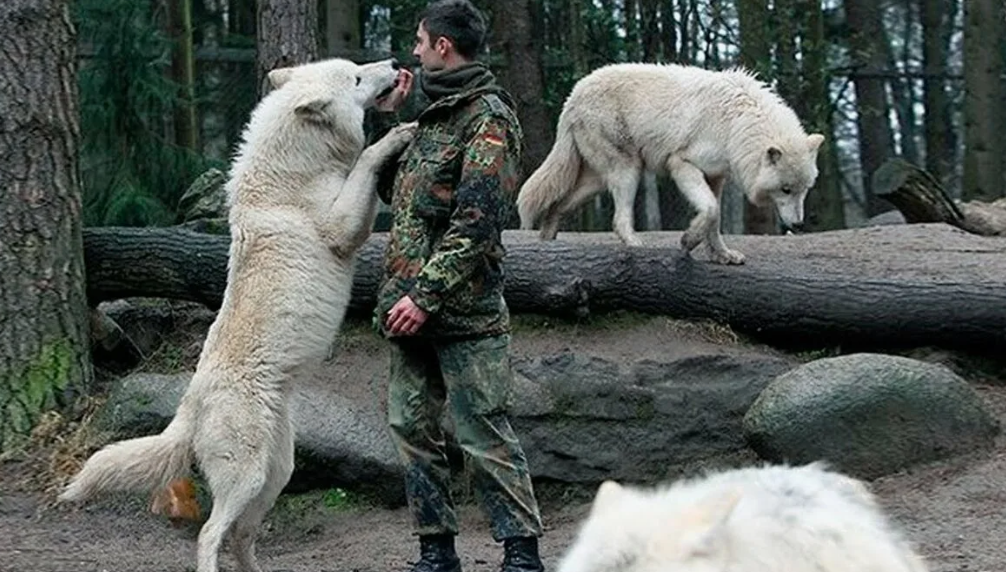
[407, 115, 518, 314]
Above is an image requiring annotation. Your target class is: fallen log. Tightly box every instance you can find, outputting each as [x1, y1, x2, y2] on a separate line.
[82, 224, 1006, 353]
[873, 158, 1006, 236]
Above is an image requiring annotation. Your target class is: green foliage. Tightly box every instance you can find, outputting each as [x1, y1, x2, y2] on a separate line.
[75, 0, 219, 227]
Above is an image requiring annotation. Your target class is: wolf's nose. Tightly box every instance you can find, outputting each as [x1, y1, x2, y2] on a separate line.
[390, 58, 401, 70]
[782, 221, 805, 234]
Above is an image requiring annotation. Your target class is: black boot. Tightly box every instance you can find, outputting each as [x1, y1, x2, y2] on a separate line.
[411, 534, 462, 572]
[501, 536, 544, 572]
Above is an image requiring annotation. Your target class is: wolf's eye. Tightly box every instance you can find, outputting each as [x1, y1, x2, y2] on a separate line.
[781, 186, 793, 195]
[355, 76, 361, 86]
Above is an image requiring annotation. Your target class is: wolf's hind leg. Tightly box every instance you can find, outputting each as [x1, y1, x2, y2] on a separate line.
[605, 165, 643, 247]
[195, 467, 266, 572]
[230, 413, 295, 572]
[540, 167, 605, 240]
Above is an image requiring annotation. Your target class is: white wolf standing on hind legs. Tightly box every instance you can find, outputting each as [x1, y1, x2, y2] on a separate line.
[58, 57, 416, 572]
[517, 63, 825, 264]
[558, 462, 930, 572]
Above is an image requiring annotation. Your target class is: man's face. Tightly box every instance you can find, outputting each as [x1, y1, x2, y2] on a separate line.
[413, 21, 448, 72]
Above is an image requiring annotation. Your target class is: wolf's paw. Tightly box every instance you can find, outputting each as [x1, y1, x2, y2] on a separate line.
[711, 248, 746, 265]
[387, 121, 417, 145]
[621, 233, 644, 247]
[680, 230, 703, 252]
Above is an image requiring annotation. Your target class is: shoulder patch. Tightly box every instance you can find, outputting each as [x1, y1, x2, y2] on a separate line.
[482, 93, 512, 117]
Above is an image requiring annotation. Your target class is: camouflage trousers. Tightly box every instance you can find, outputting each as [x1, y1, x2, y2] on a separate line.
[386, 333, 544, 541]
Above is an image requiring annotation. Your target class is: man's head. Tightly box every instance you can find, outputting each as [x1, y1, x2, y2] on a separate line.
[412, 0, 487, 71]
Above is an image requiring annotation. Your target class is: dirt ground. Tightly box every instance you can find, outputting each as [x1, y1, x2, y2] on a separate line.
[1, 314, 1005, 572]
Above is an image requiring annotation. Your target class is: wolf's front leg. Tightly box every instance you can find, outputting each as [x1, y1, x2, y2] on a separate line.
[702, 175, 745, 265]
[322, 122, 417, 256]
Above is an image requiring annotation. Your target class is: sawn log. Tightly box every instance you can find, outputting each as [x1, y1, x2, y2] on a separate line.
[82, 224, 1006, 353]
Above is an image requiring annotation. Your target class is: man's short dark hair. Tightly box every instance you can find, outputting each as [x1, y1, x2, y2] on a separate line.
[420, 0, 487, 59]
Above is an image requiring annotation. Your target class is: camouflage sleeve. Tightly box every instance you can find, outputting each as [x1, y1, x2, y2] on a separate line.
[408, 115, 518, 314]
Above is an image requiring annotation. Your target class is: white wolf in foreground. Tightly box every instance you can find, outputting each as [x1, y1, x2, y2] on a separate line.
[517, 63, 825, 264]
[558, 463, 929, 572]
[59, 57, 416, 572]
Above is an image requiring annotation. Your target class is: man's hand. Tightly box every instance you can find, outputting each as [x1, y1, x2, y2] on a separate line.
[385, 294, 428, 336]
[375, 68, 415, 113]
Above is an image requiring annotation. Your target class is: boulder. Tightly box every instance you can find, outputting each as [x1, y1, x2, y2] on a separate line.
[742, 353, 1000, 479]
[97, 345, 795, 505]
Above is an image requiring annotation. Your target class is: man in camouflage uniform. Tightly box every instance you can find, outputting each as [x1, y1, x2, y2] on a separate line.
[371, 2, 545, 572]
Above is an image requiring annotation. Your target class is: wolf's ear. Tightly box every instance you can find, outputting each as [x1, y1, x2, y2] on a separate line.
[295, 99, 332, 124]
[590, 480, 625, 515]
[807, 133, 825, 154]
[682, 490, 741, 557]
[766, 147, 782, 165]
[268, 67, 294, 89]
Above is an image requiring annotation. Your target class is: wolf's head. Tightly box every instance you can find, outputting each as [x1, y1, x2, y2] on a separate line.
[266, 57, 402, 123]
[557, 480, 743, 572]
[745, 133, 825, 231]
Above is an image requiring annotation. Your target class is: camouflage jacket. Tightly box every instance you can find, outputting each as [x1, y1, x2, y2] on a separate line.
[373, 78, 523, 339]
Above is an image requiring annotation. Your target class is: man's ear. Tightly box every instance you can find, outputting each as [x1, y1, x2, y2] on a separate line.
[435, 36, 453, 57]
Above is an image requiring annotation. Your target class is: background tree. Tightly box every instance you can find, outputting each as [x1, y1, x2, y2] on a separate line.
[257, 0, 319, 96]
[488, 1, 553, 182]
[0, 0, 93, 452]
[845, 0, 896, 217]
[737, 0, 776, 235]
[962, 0, 1005, 202]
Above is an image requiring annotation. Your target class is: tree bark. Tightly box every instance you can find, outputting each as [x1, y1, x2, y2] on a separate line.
[488, 0, 553, 181]
[324, 0, 360, 55]
[0, 0, 93, 451]
[845, 0, 896, 216]
[167, 0, 199, 150]
[872, 159, 964, 226]
[874, 159, 1006, 237]
[919, 0, 952, 188]
[83, 226, 1006, 354]
[801, 0, 845, 231]
[257, 0, 319, 97]
[962, 0, 1005, 202]
[737, 0, 777, 235]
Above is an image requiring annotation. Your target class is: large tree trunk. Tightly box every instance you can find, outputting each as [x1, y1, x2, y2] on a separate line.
[919, 0, 952, 188]
[962, 0, 1005, 202]
[802, 0, 845, 231]
[488, 0, 552, 182]
[167, 0, 199, 151]
[257, 0, 319, 96]
[845, 0, 896, 216]
[324, 0, 360, 55]
[737, 0, 777, 235]
[884, 3, 919, 166]
[0, 0, 93, 451]
[83, 226, 1006, 354]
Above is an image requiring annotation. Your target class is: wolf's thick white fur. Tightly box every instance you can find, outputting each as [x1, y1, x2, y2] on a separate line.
[59, 58, 415, 572]
[557, 463, 929, 572]
[517, 63, 825, 264]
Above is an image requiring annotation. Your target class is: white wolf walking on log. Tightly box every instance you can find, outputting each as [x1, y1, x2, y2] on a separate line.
[58, 57, 416, 572]
[557, 462, 930, 572]
[517, 63, 825, 264]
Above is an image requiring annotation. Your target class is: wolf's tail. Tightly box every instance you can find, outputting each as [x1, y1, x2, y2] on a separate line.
[59, 397, 197, 503]
[516, 117, 582, 230]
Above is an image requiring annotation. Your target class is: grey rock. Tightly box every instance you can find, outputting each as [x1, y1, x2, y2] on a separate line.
[743, 353, 1000, 479]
